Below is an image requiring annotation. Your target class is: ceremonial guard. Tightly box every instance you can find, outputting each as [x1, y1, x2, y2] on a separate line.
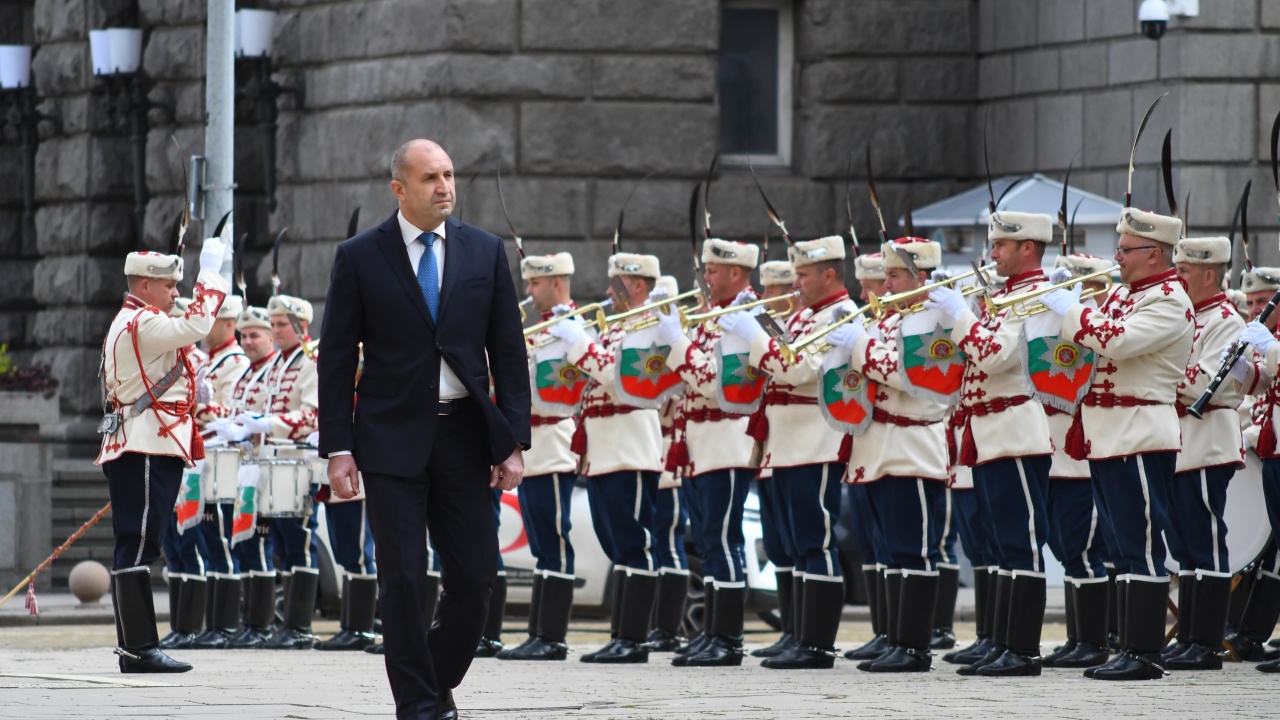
[549, 252, 667, 663]
[498, 252, 580, 662]
[854, 253, 886, 302]
[720, 235, 854, 670]
[924, 213, 1056, 677]
[655, 239, 761, 666]
[1039, 254, 1112, 669]
[97, 236, 229, 673]
[827, 236, 951, 674]
[1039, 207, 1194, 680]
[1161, 236, 1245, 670]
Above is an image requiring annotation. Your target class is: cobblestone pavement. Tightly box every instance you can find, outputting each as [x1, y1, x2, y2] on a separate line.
[0, 621, 1274, 719]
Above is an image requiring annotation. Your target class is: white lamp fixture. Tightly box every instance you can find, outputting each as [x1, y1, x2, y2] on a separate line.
[235, 9, 277, 59]
[89, 27, 143, 75]
[0, 44, 33, 89]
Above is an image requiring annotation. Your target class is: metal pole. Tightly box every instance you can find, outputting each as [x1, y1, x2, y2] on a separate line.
[205, 0, 235, 283]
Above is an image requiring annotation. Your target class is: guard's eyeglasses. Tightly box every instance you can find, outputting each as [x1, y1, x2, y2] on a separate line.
[1115, 245, 1159, 255]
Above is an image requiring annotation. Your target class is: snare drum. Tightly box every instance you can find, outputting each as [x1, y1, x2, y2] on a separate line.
[257, 459, 314, 517]
[1165, 450, 1272, 575]
[202, 446, 245, 504]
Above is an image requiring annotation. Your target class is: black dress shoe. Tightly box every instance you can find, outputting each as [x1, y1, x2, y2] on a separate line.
[496, 636, 569, 661]
[977, 649, 1041, 677]
[116, 645, 193, 674]
[315, 629, 376, 651]
[644, 628, 684, 652]
[1083, 650, 1128, 678]
[1091, 651, 1168, 681]
[681, 636, 745, 667]
[1227, 634, 1269, 662]
[1163, 643, 1224, 671]
[228, 627, 274, 649]
[1160, 641, 1192, 664]
[750, 632, 795, 658]
[189, 628, 234, 649]
[1265, 647, 1280, 662]
[263, 627, 316, 650]
[930, 628, 957, 650]
[1042, 639, 1077, 667]
[496, 636, 538, 659]
[844, 634, 891, 661]
[158, 632, 198, 650]
[436, 688, 457, 720]
[865, 646, 931, 673]
[474, 636, 504, 658]
[591, 638, 650, 664]
[760, 643, 836, 670]
[580, 639, 621, 663]
[1050, 642, 1110, 669]
[1257, 657, 1280, 673]
[364, 642, 386, 655]
[943, 636, 992, 665]
[956, 648, 1004, 676]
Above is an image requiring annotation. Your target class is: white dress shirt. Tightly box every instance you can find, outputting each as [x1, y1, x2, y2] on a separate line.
[398, 211, 469, 400]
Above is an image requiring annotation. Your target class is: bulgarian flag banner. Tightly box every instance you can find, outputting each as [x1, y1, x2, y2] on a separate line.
[174, 461, 204, 534]
[613, 324, 684, 409]
[230, 463, 262, 547]
[715, 333, 766, 414]
[1019, 310, 1095, 413]
[818, 349, 876, 435]
[529, 339, 589, 416]
[896, 308, 967, 404]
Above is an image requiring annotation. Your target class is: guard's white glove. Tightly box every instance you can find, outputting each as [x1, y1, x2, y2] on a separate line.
[930, 269, 952, 283]
[1220, 348, 1251, 383]
[1049, 267, 1073, 285]
[213, 420, 251, 443]
[551, 303, 573, 317]
[306, 431, 320, 448]
[195, 367, 212, 405]
[647, 288, 671, 306]
[924, 286, 969, 322]
[199, 237, 226, 276]
[548, 314, 586, 344]
[655, 304, 686, 346]
[825, 322, 866, 352]
[731, 288, 758, 307]
[235, 412, 272, 435]
[719, 310, 764, 344]
[1241, 321, 1277, 355]
[1039, 284, 1082, 317]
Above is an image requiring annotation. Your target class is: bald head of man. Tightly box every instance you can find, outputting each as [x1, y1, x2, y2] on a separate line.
[390, 139, 456, 230]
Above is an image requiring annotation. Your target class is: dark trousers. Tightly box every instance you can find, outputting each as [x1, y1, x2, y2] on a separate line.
[757, 477, 795, 571]
[935, 487, 959, 566]
[362, 398, 497, 720]
[865, 477, 945, 572]
[491, 488, 506, 573]
[774, 463, 843, 578]
[1165, 465, 1234, 575]
[952, 488, 999, 568]
[1264, 459, 1280, 574]
[518, 472, 576, 575]
[1089, 452, 1176, 578]
[1046, 478, 1108, 580]
[585, 470, 659, 571]
[972, 456, 1052, 573]
[687, 469, 752, 583]
[681, 482, 706, 570]
[270, 504, 320, 572]
[651, 486, 688, 572]
[103, 452, 186, 571]
[846, 482, 890, 566]
[324, 499, 377, 576]
[161, 512, 207, 575]
[234, 522, 275, 574]
[198, 503, 238, 575]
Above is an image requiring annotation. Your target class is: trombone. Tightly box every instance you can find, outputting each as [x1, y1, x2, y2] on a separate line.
[865, 262, 997, 318]
[779, 304, 878, 362]
[602, 288, 705, 330]
[683, 292, 799, 329]
[983, 266, 1117, 317]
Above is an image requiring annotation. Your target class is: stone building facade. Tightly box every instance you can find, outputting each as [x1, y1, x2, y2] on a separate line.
[2, 0, 1279, 419]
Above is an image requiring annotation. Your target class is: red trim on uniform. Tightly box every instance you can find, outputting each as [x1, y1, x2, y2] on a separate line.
[807, 290, 850, 315]
[1193, 293, 1228, 314]
[1002, 269, 1047, 293]
[1065, 393, 1162, 461]
[208, 337, 238, 356]
[1128, 267, 1179, 293]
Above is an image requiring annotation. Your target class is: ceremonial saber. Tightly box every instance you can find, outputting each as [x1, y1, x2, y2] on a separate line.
[0, 502, 112, 614]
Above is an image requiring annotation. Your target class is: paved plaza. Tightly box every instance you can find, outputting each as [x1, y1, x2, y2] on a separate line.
[0, 616, 1274, 720]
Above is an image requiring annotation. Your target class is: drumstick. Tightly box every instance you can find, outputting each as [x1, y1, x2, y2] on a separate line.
[0, 503, 112, 614]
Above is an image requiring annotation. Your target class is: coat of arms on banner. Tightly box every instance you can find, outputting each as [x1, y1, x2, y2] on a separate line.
[818, 349, 876, 435]
[715, 332, 766, 414]
[529, 339, 589, 415]
[1019, 310, 1096, 413]
[614, 324, 685, 409]
[896, 308, 966, 403]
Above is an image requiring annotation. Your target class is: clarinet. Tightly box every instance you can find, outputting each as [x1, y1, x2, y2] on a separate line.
[1188, 289, 1280, 418]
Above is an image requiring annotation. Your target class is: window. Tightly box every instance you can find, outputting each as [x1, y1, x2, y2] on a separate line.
[717, 0, 793, 166]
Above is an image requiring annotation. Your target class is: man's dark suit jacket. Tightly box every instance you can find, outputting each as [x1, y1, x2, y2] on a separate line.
[318, 212, 531, 475]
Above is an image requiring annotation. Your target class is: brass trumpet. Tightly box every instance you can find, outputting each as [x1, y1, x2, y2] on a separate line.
[983, 266, 1117, 317]
[523, 302, 610, 337]
[866, 262, 997, 318]
[683, 292, 799, 329]
[779, 304, 878, 362]
[518, 296, 534, 322]
[602, 288, 705, 330]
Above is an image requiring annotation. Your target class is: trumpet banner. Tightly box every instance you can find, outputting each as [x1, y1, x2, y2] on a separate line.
[529, 338, 589, 415]
[1019, 311, 1095, 413]
[818, 349, 876, 435]
[175, 462, 204, 534]
[614, 324, 685, 409]
[896, 308, 967, 403]
[230, 463, 262, 547]
[715, 332, 767, 414]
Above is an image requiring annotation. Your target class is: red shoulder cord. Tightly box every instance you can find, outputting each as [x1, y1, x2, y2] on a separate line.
[127, 312, 195, 462]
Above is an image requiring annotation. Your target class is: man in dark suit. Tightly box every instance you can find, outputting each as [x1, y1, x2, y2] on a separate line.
[318, 139, 531, 720]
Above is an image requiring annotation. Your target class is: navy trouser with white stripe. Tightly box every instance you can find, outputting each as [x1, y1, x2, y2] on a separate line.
[651, 486, 689, 572]
[1045, 478, 1108, 579]
[1089, 452, 1176, 578]
[972, 456, 1052, 573]
[271, 503, 321, 571]
[864, 476, 945, 572]
[518, 472, 576, 575]
[325, 499, 378, 576]
[757, 477, 795, 571]
[586, 470, 659, 571]
[162, 512, 207, 575]
[1263, 460, 1280, 574]
[102, 452, 186, 571]
[686, 469, 752, 583]
[952, 487, 999, 568]
[933, 486, 959, 566]
[198, 503, 238, 575]
[774, 463, 843, 578]
[1164, 465, 1233, 576]
[233, 522, 275, 573]
[846, 482, 890, 566]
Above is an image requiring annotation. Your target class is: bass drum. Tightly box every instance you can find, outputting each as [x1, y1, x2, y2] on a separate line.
[1165, 450, 1272, 576]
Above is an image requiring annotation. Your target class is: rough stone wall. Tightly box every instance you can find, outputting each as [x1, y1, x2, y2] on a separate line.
[977, 0, 1280, 261]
